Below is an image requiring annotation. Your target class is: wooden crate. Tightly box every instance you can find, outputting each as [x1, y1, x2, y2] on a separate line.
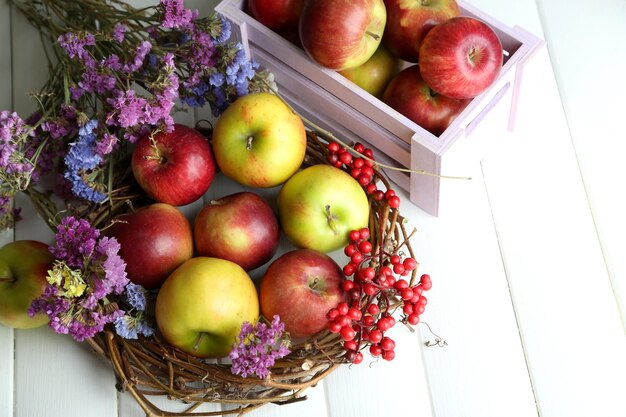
[215, 0, 543, 216]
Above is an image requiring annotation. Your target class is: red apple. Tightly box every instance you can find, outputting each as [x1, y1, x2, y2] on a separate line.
[339, 44, 400, 98]
[259, 249, 346, 339]
[383, 65, 470, 136]
[248, 0, 304, 32]
[194, 192, 280, 271]
[299, 0, 387, 71]
[419, 16, 503, 99]
[104, 203, 193, 289]
[132, 124, 215, 206]
[0, 240, 54, 329]
[383, 0, 461, 62]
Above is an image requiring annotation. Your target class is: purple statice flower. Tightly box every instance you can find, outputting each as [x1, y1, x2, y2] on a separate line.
[107, 90, 147, 128]
[108, 53, 179, 134]
[230, 315, 291, 379]
[122, 40, 152, 73]
[102, 54, 122, 71]
[0, 111, 36, 186]
[49, 215, 100, 268]
[94, 236, 128, 295]
[79, 66, 117, 94]
[31, 216, 133, 342]
[94, 132, 118, 156]
[28, 285, 71, 320]
[112, 23, 126, 43]
[160, 0, 197, 30]
[57, 32, 95, 60]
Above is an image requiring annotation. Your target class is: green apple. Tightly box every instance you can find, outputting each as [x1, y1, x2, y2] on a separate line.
[155, 257, 259, 358]
[211, 92, 307, 188]
[0, 240, 54, 329]
[277, 165, 370, 253]
[339, 44, 400, 98]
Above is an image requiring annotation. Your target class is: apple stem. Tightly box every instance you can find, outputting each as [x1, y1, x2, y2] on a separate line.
[325, 205, 339, 236]
[0, 277, 13, 283]
[365, 31, 380, 41]
[246, 136, 254, 151]
[193, 332, 207, 352]
[147, 135, 166, 164]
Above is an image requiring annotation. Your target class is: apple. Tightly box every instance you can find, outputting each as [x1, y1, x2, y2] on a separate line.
[155, 257, 259, 358]
[259, 249, 346, 339]
[132, 124, 215, 206]
[339, 44, 400, 98]
[382, 0, 461, 63]
[248, 0, 304, 33]
[104, 203, 193, 289]
[277, 165, 370, 253]
[419, 16, 503, 99]
[0, 240, 54, 329]
[194, 192, 280, 271]
[299, 0, 387, 71]
[211, 92, 307, 188]
[383, 65, 470, 136]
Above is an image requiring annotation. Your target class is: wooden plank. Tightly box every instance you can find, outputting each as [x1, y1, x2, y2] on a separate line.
[9, 3, 119, 416]
[0, 0, 14, 416]
[482, 45, 626, 417]
[534, 0, 626, 329]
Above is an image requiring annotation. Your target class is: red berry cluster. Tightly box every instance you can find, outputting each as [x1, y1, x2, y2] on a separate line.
[326, 228, 432, 364]
[326, 142, 400, 209]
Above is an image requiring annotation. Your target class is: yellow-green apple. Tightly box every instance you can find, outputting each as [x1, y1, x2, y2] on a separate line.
[104, 203, 193, 289]
[132, 124, 215, 206]
[260, 249, 346, 339]
[277, 165, 370, 253]
[299, 0, 387, 71]
[419, 16, 503, 99]
[383, 0, 461, 62]
[0, 240, 54, 329]
[383, 65, 470, 136]
[212, 93, 307, 188]
[194, 192, 280, 271]
[155, 257, 259, 358]
[339, 44, 400, 98]
[248, 0, 304, 32]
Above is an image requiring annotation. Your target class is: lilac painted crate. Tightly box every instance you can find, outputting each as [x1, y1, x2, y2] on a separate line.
[215, 0, 543, 216]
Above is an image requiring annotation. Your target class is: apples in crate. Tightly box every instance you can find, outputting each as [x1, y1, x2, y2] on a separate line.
[383, 0, 461, 63]
[216, 0, 543, 216]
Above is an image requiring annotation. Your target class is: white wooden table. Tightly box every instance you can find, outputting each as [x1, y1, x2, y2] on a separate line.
[1, 0, 625, 416]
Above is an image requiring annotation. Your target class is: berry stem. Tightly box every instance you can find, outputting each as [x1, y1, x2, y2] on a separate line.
[259, 80, 471, 180]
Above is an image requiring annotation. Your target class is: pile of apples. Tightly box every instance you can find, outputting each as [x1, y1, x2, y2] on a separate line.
[247, 0, 504, 136]
[0, 92, 373, 359]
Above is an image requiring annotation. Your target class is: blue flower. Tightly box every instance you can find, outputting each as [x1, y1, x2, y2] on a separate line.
[212, 15, 231, 44]
[123, 283, 147, 311]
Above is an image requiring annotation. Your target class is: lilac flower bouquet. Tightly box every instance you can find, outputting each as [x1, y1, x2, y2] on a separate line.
[2, 0, 275, 229]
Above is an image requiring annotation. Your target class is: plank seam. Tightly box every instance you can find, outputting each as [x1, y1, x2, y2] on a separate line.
[480, 161, 541, 417]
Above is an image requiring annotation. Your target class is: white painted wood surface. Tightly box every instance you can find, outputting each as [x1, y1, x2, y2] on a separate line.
[1, 1, 626, 417]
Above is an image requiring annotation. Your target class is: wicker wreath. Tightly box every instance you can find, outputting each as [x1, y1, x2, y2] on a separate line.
[27, 124, 428, 417]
